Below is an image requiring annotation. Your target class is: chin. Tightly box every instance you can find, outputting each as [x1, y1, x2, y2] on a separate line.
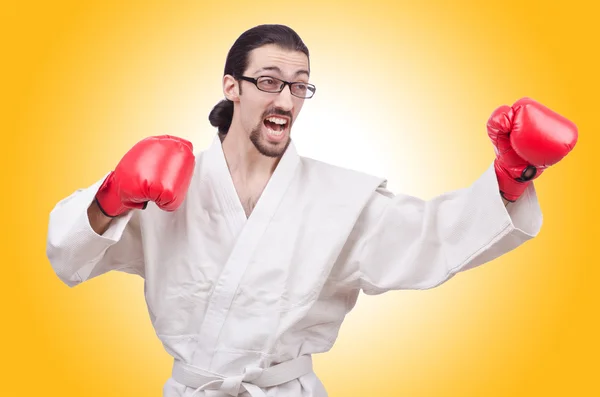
[252, 134, 291, 158]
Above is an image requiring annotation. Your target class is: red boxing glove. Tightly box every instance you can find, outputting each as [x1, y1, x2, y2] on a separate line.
[95, 135, 196, 217]
[486, 97, 578, 202]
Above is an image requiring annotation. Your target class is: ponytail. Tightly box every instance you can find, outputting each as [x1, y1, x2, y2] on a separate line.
[208, 99, 234, 140]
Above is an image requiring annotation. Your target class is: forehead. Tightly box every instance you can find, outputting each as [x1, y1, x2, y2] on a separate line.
[246, 44, 309, 78]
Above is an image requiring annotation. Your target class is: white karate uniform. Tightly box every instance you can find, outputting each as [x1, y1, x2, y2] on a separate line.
[46, 135, 543, 397]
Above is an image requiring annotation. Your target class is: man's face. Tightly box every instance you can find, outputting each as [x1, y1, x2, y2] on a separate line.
[229, 44, 310, 158]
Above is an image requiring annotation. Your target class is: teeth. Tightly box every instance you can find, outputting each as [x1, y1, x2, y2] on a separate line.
[266, 127, 283, 136]
[266, 116, 287, 125]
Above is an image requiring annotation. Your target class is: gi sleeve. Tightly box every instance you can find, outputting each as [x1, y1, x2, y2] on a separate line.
[354, 163, 543, 294]
[46, 173, 145, 287]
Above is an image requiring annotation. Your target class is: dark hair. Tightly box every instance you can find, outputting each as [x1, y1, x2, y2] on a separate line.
[208, 24, 310, 139]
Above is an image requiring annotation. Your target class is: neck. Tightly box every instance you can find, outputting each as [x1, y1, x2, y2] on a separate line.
[221, 125, 280, 184]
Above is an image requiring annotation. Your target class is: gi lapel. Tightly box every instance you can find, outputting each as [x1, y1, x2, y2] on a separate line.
[193, 135, 300, 368]
[203, 136, 247, 241]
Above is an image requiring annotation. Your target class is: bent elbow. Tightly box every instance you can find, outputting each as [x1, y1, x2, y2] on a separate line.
[45, 231, 84, 288]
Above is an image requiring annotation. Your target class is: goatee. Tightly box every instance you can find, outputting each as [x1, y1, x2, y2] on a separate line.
[249, 125, 291, 158]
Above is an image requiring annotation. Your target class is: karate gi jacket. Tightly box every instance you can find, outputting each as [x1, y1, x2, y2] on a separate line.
[46, 135, 543, 397]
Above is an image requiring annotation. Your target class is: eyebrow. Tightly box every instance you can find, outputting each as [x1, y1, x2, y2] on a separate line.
[254, 66, 310, 78]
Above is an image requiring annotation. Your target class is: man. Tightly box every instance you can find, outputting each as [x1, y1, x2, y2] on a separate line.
[46, 24, 578, 397]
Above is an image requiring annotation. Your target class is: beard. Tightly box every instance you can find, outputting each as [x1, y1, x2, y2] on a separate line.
[249, 110, 293, 158]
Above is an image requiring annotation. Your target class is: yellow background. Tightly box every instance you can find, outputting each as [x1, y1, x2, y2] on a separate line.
[2, 1, 598, 396]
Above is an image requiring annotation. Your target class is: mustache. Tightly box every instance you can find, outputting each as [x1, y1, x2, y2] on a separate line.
[262, 108, 293, 120]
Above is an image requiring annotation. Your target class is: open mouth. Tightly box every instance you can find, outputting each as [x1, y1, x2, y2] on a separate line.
[263, 116, 289, 137]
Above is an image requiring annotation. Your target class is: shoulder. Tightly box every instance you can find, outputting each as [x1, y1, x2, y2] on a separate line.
[292, 155, 390, 218]
[298, 155, 388, 190]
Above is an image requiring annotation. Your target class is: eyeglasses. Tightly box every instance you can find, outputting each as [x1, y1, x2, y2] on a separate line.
[237, 75, 316, 99]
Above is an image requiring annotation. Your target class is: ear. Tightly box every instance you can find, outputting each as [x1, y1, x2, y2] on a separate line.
[223, 74, 240, 102]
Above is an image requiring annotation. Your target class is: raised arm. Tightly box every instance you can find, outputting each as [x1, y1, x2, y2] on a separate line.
[352, 166, 541, 294]
[336, 98, 577, 294]
[46, 135, 196, 287]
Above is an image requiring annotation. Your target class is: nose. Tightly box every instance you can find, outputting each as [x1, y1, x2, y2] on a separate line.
[273, 84, 294, 111]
